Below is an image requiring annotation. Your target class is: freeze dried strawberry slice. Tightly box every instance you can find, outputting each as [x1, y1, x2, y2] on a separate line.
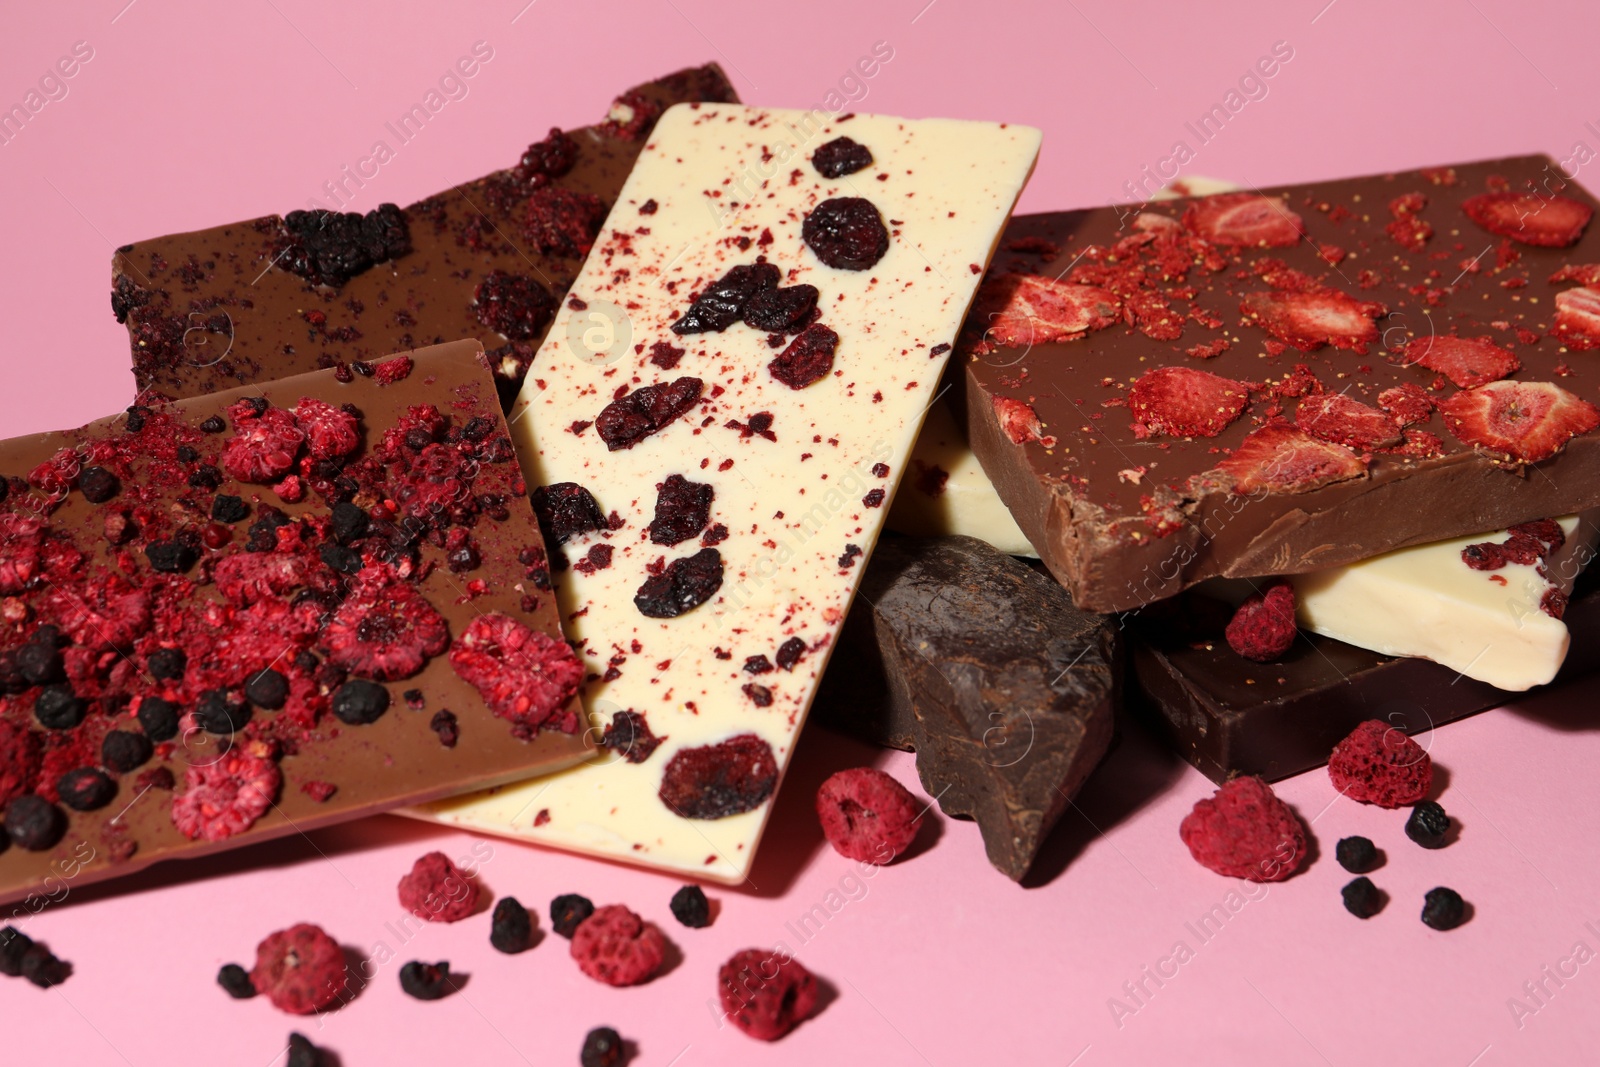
[1183, 193, 1304, 248]
[1401, 335, 1519, 388]
[1128, 366, 1250, 439]
[293, 397, 360, 460]
[248, 923, 347, 1015]
[1438, 380, 1600, 463]
[321, 574, 450, 681]
[447, 613, 584, 731]
[992, 396, 1046, 445]
[171, 749, 282, 842]
[1216, 421, 1367, 495]
[0, 515, 45, 595]
[1241, 289, 1384, 352]
[1378, 383, 1434, 426]
[1132, 211, 1182, 235]
[1295, 393, 1403, 451]
[222, 407, 305, 484]
[1549, 264, 1600, 286]
[976, 274, 1119, 347]
[1463, 192, 1592, 247]
[1552, 286, 1600, 349]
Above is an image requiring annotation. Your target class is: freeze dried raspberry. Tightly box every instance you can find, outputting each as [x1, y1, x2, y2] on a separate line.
[550, 894, 595, 939]
[673, 263, 780, 334]
[1463, 192, 1592, 247]
[525, 187, 606, 258]
[976, 274, 1119, 346]
[223, 407, 305, 484]
[5, 795, 65, 851]
[1129, 366, 1250, 439]
[718, 949, 820, 1041]
[1439, 380, 1600, 463]
[650, 474, 714, 546]
[812, 135, 874, 178]
[634, 547, 723, 619]
[321, 575, 450, 681]
[802, 196, 890, 270]
[1402, 335, 1519, 388]
[287, 398, 357, 463]
[1551, 286, 1600, 349]
[1378, 382, 1435, 425]
[0, 721, 42, 806]
[397, 851, 478, 923]
[601, 709, 664, 763]
[1183, 193, 1304, 247]
[1241, 289, 1384, 352]
[744, 284, 819, 332]
[1216, 422, 1367, 495]
[0, 514, 45, 594]
[816, 767, 923, 864]
[569, 905, 666, 987]
[1295, 393, 1403, 450]
[769, 324, 838, 389]
[595, 377, 704, 451]
[648, 341, 685, 369]
[516, 127, 578, 182]
[1224, 581, 1297, 662]
[171, 749, 282, 842]
[474, 270, 556, 340]
[279, 204, 411, 287]
[448, 613, 584, 731]
[213, 553, 313, 607]
[1327, 719, 1433, 808]
[249, 923, 348, 1015]
[1179, 775, 1306, 881]
[45, 574, 151, 651]
[659, 733, 778, 819]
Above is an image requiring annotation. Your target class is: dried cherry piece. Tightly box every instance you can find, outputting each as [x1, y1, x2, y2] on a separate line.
[649, 474, 714, 546]
[101, 729, 153, 773]
[278, 204, 412, 287]
[718, 949, 819, 1041]
[774, 637, 806, 672]
[249, 923, 348, 1015]
[136, 696, 181, 742]
[769, 324, 839, 389]
[531, 482, 607, 543]
[600, 709, 664, 764]
[525, 187, 606, 258]
[672, 263, 780, 334]
[812, 136, 873, 178]
[78, 465, 119, 503]
[569, 904, 666, 987]
[474, 270, 557, 340]
[516, 127, 578, 182]
[595, 377, 704, 451]
[658, 733, 778, 819]
[742, 284, 819, 333]
[331, 680, 390, 725]
[634, 547, 723, 618]
[57, 767, 117, 812]
[802, 196, 890, 270]
[6, 795, 65, 851]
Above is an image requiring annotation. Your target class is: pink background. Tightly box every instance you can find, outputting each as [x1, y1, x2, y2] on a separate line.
[4, 0, 1600, 1063]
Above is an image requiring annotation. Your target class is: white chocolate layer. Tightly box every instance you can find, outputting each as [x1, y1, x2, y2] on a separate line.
[412, 105, 1040, 881]
[1292, 514, 1597, 692]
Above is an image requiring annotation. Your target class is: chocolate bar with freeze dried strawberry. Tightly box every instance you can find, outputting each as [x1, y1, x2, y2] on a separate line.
[962, 156, 1600, 612]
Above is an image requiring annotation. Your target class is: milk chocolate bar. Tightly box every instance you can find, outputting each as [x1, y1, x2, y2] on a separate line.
[963, 156, 1600, 612]
[110, 65, 736, 410]
[417, 104, 1041, 882]
[0, 341, 586, 906]
[815, 535, 1117, 880]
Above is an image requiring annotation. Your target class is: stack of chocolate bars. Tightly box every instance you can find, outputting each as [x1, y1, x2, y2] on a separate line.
[2, 60, 1596, 913]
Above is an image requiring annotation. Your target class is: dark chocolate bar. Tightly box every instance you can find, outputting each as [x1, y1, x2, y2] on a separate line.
[962, 156, 1600, 612]
[110, 64, 735, 410]
[0, 341, 586, 906]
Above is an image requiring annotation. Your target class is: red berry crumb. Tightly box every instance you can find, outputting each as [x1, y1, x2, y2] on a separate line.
[1179, 776, 1307, 881]
[1224, 580, 1297, 662]
[249, 923, 348, 1015]
[397, 851, 479, 923]
[1327, 719, 1433, 808]
[569, 904, 666, 987]
[718, 949, 820, 1041]
[815, 767, 923, 864]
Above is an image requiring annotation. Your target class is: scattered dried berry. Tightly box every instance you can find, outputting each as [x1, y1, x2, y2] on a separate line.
[743, 284, 819, 333]
[569, 904, 666, 987]
[673, 263, 780, 334]
[293, 397, 360, 459]
[278, 204, 412, 287]
[136, 696, 181, 743]
[1463, 192, 1591, 247]
[1184, 193, 1304, 247]
[285, 1032, 323, 1067]
[1241, 289, 1384, 352]
[6, 794, 65, 851]
[171, 749, 281, 842]
[196, 688, 252, 734]
[718, 949, 819, 1041]
[595, 377, 704, 451]
[1405, 801, 1451, 849]
[490, 897, 534, 954]
[245, 668, 290, 711]
[429, 709, 459, 748]
[145, 539, 199, 574]
[474, 269, 557, 340]
[222, 406, 305, 484]
[1327, 720, 1433, 808]
[448, 613, 584, 731]
[398, 960, 455, 1000]
[775, 637, 806, 671]
[1421, 886, 1467, 930]
[551, 894, 595, 939]
[1402, 335, 1519, 389]
[812, 136, 874, 178]
[34, 685, 87, 730]
[975, 274, 1120, 347]
[57, 768, 116, 811]
[329, 500, 369, 544]
[1224, 581, 1298, 663]
[1439, 380, 1600, 463]
[816, 767, 923, 864]
[531, 482, 607, 546]
[517, 127, 578, 182]
[1179, 775, 1306, 881]
[212, 494, 249, 524]
[78, 465, 119, 503]
[669, 884, 711, 928]
[659, 733, 778, 819]
[601, 709, 663, 763]
[249, 923, 347, 1015]
[525, 187, 607, 258]
[1342, 876, 1382, 919]
[1217, 421, 1367, 495]
[0, 927, 31, 977]
[1335, 835, 1379, 874]
[580, 1026, 626, 1067]
[769, 323, 839, 389]
[218, 962, 257, 999]
[650, 474, 714, 546]
[803, 196, 889, 270]
[634, 548, 724, 619]
[1295, 393, 1403, 451]
[398, 851, 478, 923]
[19, 944, 70, 988]
[1129, 366, 1250, 439]
[331, 679, 390, 725]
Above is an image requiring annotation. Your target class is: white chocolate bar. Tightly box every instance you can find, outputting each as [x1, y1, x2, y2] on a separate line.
[412, 104, 1040, 881]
